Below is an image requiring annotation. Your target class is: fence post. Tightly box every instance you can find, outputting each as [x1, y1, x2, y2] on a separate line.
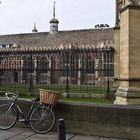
[65, 51, 69, 97]
[58, 119, 66, 140]
[107, 78, 110, 95]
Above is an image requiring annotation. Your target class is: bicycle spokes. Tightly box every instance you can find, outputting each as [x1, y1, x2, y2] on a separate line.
[29, 106, 56, 134]
[0, 104, 17, 130]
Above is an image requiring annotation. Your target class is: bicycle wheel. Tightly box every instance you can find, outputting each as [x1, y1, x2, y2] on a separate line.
[30, 106, 56, 134]
[0, 104, 17, 130]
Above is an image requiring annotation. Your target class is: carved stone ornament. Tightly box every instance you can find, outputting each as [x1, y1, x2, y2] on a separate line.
[127, 0, 134, 5]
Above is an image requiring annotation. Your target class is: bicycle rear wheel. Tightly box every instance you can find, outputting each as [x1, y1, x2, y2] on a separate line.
[30, 106, 56, 134]
[0, 104, 17, 130]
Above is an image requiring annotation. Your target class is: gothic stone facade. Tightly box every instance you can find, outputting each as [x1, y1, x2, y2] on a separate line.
[0, 28, 114, 85]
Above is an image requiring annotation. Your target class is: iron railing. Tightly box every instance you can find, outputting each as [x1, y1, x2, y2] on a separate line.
[0, 46, 114, 97]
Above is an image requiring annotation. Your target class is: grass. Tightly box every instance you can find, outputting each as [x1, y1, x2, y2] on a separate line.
[0, 83, 107, 95]
[18, 95, 112, 104]
[0, 91, 112, 104]
[60, 97, 112, 104]
[0, 83, 112, 104]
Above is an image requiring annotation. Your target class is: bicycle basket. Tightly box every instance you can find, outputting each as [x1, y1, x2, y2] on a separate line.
[39, 88, 61, 105]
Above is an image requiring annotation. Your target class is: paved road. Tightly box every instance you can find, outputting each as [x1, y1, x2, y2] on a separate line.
[0, 127, 128, 140]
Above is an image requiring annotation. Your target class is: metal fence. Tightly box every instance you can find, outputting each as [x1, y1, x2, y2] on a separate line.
[0, 46, 114, 97]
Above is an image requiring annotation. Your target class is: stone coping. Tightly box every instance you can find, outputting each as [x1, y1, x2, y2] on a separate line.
[1, 96, 140, 109]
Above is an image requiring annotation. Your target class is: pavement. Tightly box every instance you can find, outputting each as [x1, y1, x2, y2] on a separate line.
[0, 127, 129, 140]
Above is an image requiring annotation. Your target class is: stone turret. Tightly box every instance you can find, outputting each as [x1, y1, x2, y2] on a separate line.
[32, 23, 38, 33]
[50, 1, 59, 35]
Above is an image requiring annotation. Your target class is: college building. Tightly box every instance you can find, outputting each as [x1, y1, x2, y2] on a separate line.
[0, 2, 114, 86]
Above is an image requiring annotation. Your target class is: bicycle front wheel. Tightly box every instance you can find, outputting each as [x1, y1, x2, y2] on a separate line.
[30, 106, 56, 134]
[0, 104, 17, 130]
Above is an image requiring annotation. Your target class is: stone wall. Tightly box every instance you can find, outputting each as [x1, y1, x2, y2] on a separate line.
[56, 102, 140, 139]
[0, 99, 140, 139]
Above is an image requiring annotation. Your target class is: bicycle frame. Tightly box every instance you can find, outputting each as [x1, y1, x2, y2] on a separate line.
[15, 101, 40, 122]
[8, 97, 40, 123]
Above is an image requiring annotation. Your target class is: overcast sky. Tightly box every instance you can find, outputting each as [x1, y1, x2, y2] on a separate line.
[0, 0, 115, 35]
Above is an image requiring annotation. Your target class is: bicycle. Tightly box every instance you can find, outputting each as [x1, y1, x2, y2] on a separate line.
[0, 92, 56, 134]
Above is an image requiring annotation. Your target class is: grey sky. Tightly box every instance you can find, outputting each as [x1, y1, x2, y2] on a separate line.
[0, 0, 115, 35]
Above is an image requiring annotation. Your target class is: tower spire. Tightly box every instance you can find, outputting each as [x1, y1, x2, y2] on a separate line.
[32, 22, 38, 33]
[53, 1, 56, 18]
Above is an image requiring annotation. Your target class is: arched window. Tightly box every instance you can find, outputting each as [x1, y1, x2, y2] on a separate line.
[86, 60, 94, 74]
[23, 57, 34, 73]
[37, 57, 49, 73]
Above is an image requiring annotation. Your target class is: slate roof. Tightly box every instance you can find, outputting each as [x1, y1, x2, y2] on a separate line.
[0, 28, 114, 49]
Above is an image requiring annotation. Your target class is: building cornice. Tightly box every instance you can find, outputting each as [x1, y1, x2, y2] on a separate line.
[115, 77, 140, 81]
[120, 4, 140, 13]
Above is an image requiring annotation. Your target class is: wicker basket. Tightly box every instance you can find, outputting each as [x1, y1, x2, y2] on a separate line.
[39, 89, 61, 105]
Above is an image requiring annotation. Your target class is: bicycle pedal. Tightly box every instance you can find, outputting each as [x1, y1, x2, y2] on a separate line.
[18, 119, 26, 122]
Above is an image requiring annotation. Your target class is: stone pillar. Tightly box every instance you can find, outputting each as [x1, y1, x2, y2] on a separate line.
[18, 59, 23, 83]
[77, 58, 81, 85]
[19, 70, 23, 83]
[114, 4, 140, 105]
[33, 59, 37, 84]
[112, 26, 120, 93]
[48, 59, 51, 84]
[94, 59, 99, 82]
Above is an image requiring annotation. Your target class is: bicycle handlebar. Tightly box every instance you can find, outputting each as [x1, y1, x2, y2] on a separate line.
[5, 92, 18, 100]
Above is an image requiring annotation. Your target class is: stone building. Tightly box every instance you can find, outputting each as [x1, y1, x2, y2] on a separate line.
[0, 2, 114, 86]
[114, 0, 140, 104]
